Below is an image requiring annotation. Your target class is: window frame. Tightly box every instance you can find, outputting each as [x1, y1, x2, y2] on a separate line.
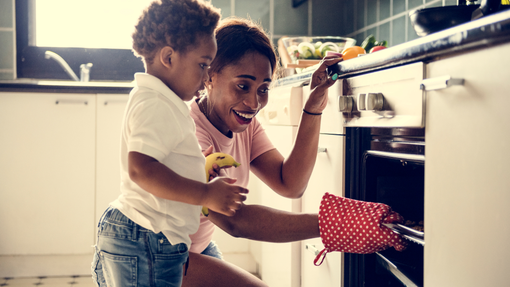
[15, 0, 144, 81]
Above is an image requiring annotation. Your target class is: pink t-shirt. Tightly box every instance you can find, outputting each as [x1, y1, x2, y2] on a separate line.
[189, 100, 275, 253]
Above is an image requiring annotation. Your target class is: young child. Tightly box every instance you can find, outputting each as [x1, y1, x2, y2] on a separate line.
[91, 1, 248, 286]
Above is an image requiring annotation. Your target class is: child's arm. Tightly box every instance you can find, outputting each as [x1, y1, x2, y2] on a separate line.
[128, 151, 248, 216]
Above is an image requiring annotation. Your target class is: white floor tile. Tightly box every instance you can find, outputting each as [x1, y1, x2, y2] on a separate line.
[0, 276, 97, 287]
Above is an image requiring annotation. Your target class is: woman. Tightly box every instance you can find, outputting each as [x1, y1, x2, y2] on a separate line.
[184, 18, 405, 287]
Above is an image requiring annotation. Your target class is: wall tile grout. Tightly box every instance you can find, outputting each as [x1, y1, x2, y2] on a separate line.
[346, 0, 442, 42]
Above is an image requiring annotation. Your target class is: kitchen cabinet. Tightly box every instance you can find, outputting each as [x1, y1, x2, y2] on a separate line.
[424, 42, 510, 286]
[95, 94, 128, 230]
[254, 83, 303, 287]
[298, 77, 346, 287]
[301, 133, 345, 287]
[0, 92, 128, 277]
[256, 124, 300, 287]
[0, 92, 96, 256]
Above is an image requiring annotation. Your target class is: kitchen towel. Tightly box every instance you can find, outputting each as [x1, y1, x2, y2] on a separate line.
[315, 192, 407, 266]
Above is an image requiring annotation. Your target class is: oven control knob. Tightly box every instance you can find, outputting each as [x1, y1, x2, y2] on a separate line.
[357, 93, 366, 111]
[339, 96, 354, 112]
[366, 93, 384, 111]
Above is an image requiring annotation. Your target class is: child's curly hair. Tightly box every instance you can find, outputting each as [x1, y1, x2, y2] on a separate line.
[132, 0, 221, 65]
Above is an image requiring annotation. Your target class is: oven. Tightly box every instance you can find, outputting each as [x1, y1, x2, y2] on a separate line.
[328, 62, 426, 287]
[344, 127, 425, 287]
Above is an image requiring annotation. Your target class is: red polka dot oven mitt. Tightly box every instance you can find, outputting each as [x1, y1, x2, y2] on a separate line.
[314, 192, 407, 266]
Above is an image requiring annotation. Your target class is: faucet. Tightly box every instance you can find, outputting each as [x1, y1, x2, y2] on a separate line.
[44, 51, 93, 82]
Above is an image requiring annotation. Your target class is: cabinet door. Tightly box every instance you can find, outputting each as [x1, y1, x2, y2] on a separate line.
[301, 134, 345, 287]
[95, 94, 128, 228]
[254, 125, 298, 287]
[425, 42, 510, 286]
[0, 93, 96, 255]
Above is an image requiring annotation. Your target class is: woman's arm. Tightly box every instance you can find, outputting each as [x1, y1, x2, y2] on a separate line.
[207, 204, 319, 242]
[250, 57, 342, 198]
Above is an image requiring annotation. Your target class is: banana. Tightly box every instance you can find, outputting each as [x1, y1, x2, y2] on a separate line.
[202, 152, 241, 216]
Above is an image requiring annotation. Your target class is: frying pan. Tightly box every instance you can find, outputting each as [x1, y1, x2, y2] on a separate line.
[409, 0, 503, 36]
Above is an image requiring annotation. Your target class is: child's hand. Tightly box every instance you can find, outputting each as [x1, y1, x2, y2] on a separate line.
[203, 177, 249, 216]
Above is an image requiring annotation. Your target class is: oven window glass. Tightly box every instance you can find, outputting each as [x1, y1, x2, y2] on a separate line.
[362, 153, 424, 287]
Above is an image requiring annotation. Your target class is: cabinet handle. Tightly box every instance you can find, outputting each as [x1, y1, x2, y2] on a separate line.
[305, 244, 321, 256]
[317, 147, 327, 153]
[55, 100, 88, 105]
[420, 76, 464, 91]
[104, 99, 128, 105]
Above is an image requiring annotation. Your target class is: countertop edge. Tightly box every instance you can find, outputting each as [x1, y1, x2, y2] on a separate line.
[331, 9, 510, 78]
[0, 83, 133, 94]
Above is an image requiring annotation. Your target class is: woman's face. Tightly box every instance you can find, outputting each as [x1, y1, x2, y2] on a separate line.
[207, 51, 272, 135]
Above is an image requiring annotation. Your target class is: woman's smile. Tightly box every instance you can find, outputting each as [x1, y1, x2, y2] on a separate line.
[233, 109, 257, 125]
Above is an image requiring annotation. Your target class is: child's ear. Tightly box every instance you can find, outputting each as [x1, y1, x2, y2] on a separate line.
[206, 73, 215, 89]
[159, 46, 175, 68]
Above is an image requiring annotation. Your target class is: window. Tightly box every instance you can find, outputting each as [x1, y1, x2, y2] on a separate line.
[16, 0, 272, 82]
[34, 0, 152, 49]
[16, 0, 149, 81]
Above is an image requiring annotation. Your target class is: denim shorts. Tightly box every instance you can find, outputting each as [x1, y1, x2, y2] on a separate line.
[91, 207, 189, 287]
[201, 240, 223, 260]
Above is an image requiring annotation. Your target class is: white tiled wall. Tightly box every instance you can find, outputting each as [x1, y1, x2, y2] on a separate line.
[345, 0, 458, 46]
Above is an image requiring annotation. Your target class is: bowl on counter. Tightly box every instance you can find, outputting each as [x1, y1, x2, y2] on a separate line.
[278, 36, 356, 69]
[409, 4, 480, 37]
[409, 0, 507, 37]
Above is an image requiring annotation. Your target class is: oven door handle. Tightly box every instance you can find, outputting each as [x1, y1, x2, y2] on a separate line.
[420, 75, 464, 91]
[383, 223, 425, 246]
[366, 150, 425, 162]
[376, 252, 419, 287]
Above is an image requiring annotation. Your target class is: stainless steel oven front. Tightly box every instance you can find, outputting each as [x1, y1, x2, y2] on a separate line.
[328, 62, 426, 287]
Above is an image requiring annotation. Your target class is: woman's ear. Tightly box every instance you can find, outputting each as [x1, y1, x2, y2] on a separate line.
[159, 46, 175, 68]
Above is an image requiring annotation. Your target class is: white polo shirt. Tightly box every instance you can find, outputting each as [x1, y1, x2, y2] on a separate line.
[110, 73, 204, 248]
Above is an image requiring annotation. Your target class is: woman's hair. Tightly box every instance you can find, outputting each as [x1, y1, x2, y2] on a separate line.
[209, 17, 278, 79]
[132, 0, 221, 65]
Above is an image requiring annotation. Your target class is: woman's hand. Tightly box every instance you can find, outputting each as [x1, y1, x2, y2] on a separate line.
[304, 56, 343, 114]
[314, 193, 407, 266]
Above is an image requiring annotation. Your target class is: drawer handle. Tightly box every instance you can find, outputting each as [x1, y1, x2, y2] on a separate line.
[420, 76, 464, 91]
[305, 244, 321, 256]
[317, 147, 327, 153]
[55, 100, 88, 105]
[104, 100, 127, 105]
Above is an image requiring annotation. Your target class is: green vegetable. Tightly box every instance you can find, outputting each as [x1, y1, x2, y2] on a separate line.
[297, 42, 316, 59]
[361, 35, 388, 53]
[319, 42, 340, 58]
[375, 40, 388, 47]
[361, 35, 377, 53]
